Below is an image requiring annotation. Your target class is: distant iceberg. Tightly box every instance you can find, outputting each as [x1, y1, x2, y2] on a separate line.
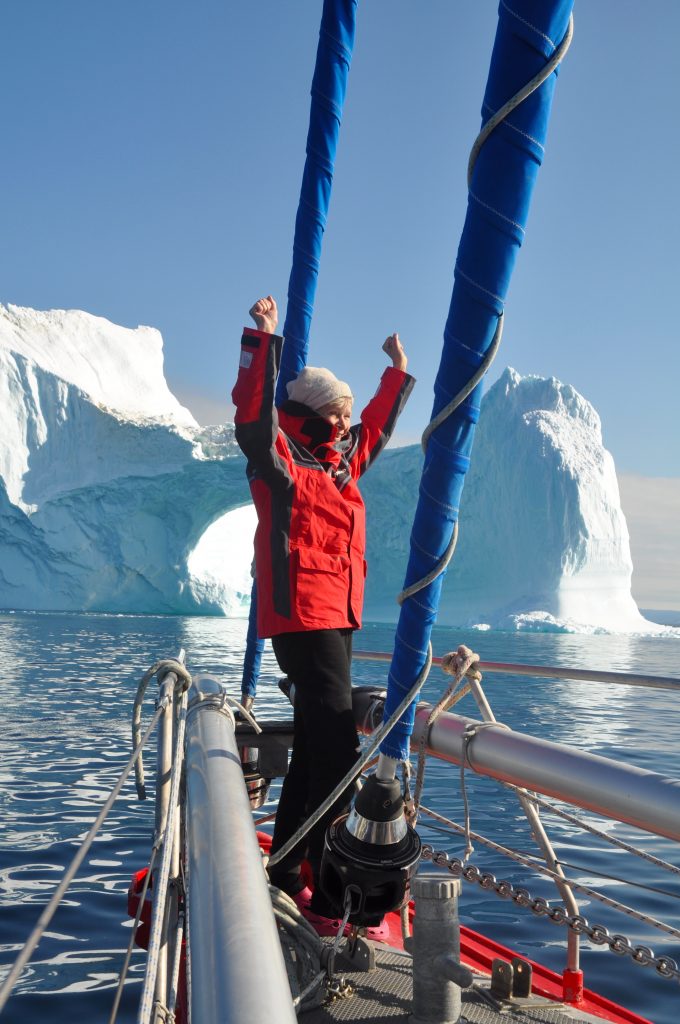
[0, 303, 672, 634]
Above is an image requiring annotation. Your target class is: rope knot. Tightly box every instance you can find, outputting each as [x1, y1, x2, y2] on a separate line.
[441, 645, 481, 683]
[156, 659, 192, 693]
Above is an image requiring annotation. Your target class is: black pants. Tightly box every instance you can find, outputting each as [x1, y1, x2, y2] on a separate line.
[269, 628, 360, 915]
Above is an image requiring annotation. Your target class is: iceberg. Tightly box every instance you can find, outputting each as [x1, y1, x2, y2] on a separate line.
[0, 304, 669, 633]
[0, 304, 252, 614]
[361, 368, 663, 634]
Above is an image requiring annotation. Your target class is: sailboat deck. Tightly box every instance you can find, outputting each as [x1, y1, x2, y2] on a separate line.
[303, 944, 605, 1023]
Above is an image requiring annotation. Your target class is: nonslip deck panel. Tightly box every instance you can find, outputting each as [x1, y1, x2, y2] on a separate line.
[302, 945, 598, 1022]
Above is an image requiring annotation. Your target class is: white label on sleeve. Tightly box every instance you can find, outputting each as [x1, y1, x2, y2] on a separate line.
[239, 350, 253, 368]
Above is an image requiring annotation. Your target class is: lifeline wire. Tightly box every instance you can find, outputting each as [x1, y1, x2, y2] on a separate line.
[418, 804, 680, 941]
[501, 782, 680, 878]
[267, 643, 433, 869]
[0, 698, 169, 1016]
[137, 687, 189, 1024]
[108, 844, 160, 1024]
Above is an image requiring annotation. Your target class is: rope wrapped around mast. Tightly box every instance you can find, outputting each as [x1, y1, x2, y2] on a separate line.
[380, 0, 575, 760]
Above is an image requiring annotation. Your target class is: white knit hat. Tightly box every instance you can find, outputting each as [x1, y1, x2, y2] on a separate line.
[286, 366, 353, 412]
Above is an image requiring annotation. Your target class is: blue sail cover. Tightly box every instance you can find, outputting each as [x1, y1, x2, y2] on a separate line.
[275, 0, 358, 406]
[245, 1, 357, 695]
[381, 0, 574, 760]
[240, 582, 263, 699]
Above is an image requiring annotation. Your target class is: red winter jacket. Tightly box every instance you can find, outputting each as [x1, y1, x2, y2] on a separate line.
[232, 327, 414, 638]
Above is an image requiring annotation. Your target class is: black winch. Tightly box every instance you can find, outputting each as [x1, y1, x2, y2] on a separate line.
[239, 745, 272, 810]
[319, 774, 421, 926]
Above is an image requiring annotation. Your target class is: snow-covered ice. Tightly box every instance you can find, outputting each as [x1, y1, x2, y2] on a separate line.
[0, 303, 673, 634]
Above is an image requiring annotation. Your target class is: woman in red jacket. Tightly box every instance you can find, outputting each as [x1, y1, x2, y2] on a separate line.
[232, 296, 414, 921]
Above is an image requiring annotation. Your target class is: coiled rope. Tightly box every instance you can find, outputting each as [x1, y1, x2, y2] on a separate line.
[271, 885, 354, 1013]
[133, 658, 192, 800]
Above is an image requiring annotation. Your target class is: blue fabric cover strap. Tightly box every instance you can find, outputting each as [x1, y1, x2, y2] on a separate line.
[381, 0, 575, 760]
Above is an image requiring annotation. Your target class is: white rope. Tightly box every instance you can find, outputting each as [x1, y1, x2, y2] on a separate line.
[167, 911, 185, 1019]
[268, 644, 433, 870]
[460, 721, 510, 862]
[411, 645, 481, 821]
[223, 693, 262, 734]
[419, 317, 503, 460]
[133, 659, 192, 800]
[137, 687, 188, 1024]
[467, 13, 574, 187]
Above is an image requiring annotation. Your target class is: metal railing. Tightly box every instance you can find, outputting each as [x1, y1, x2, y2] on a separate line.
[184, 675, 297, 1024]
[354, 649, 680, 692]
[350, 685, 680, 842]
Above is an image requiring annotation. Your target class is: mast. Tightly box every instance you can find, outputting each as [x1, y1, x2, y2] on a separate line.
[380, 1, 575, 761]
[243, 0, 358, 696]
[275, 0, 358, 404]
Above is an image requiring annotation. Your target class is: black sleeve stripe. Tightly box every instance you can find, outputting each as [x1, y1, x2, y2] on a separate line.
[358, 376, 415, 477]
[241, 332, 261, 348]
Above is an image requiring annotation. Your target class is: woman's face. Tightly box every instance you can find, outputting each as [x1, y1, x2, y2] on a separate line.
[321, 399, 353, 437]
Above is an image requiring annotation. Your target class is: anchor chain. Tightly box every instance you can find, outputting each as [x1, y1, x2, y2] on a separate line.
[421, 845, 680, 984]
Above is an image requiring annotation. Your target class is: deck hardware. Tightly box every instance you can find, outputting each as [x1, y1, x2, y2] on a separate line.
[409, 874, 466, 1024]
[320, 774, 421, 926]
[511, 957, 532, 998]
[489, 957, 532, 1001]
[335, 934, 377, 973]
[489, 959, 513, 1000]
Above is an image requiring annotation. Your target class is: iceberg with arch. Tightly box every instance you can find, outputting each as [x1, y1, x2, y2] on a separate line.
[0, 303, 668, 634]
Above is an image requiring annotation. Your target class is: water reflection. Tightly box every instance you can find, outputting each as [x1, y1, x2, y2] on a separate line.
[0, 612, 679, 1023]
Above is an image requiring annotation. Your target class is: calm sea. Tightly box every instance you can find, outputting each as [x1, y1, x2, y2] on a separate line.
[0, 611, 678, 1024]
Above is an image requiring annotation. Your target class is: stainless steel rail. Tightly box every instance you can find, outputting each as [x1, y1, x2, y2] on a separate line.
[184, 675, 297, 1024]
[352, 688, 680, 843]
[353, 649, 680, 692]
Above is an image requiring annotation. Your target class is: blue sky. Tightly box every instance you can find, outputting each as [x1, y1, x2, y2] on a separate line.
[1, 1, 678, 478]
